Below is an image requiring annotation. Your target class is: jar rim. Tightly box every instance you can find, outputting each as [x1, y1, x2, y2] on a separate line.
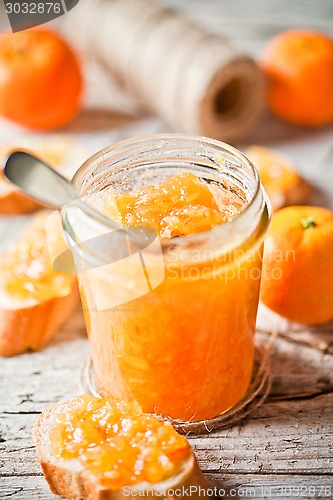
[71, 133, 270, 250]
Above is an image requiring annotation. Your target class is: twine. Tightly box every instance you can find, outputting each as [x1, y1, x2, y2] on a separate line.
[64, 0, 264, 141]
[80, 327, 278, 435]
[257, 327, 333, 355]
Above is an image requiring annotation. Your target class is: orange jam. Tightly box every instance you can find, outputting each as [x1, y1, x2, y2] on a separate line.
[50, 395, 190, 488]
[82, 172, 263, 422]
[112, 173, 243, 237]
[0, 213, 73, 302]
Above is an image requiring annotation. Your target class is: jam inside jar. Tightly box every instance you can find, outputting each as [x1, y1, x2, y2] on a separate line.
[64, 135, 271, 427]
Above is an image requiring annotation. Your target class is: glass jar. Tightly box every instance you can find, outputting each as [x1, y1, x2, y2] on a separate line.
[63, 134, 271, 426]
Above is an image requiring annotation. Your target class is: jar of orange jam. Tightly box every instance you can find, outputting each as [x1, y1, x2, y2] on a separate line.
[63, 135, 271, 426]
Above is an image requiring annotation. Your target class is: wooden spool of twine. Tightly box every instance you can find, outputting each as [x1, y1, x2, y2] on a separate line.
[66, 0, 265, 141]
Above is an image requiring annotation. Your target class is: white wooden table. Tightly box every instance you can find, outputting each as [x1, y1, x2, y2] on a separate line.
[1, 1, 333, 499]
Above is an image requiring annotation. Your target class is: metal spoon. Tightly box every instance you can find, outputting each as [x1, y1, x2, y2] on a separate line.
[4, 150, 110, 218]
[3, 151, 157, 271]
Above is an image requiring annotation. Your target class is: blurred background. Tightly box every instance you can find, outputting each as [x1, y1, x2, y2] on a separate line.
[0, 0, 332, 241]
[0, 1, 332, 142]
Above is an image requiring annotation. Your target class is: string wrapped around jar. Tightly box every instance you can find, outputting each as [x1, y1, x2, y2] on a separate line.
[64, 0, 265, 141]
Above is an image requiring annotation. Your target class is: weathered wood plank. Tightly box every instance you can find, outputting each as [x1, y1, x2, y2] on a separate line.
[1, 393, 333, 479]
[2, 473, 333, 500]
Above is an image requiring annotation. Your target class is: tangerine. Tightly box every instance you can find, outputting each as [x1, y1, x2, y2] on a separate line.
[261, 30, 333, 126]
[261, 206, 333, 324]
[0, 29, 83, 130]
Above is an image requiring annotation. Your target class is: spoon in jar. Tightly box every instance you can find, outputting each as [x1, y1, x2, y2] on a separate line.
[4, 150, 106, 214]
[3, 151, 157, 270]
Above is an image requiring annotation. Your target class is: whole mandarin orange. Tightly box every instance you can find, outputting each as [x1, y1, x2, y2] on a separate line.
[260, 206, 333, 324]
[261, 30, 333, 126]
[0, 29, 83, 130]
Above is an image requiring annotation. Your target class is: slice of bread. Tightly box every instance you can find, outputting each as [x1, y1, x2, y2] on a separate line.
[33, 399, 208, 500]
[0, 212, 78, 356]
[0, 283, 78, 356]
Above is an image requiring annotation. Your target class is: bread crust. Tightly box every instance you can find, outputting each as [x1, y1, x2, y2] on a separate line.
[33, 401, 208, 500]
[0, 281, 78, 356]
[0, 190, 42, 214]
